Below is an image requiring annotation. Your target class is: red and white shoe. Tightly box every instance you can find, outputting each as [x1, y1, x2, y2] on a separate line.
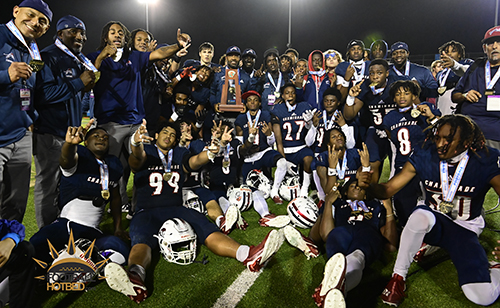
[236, 212, 249, 231]
[272, 195, 283, 205]
[380, 273, 407, 307]
[105, 263, 148, 304]
[259, 213, 290, 228]
[220, 205, 239, 234]
[283, 225, 319, 259]
[312, 253, 346, 307]
[323, 289, 346, 308]
[243, 229, 282, 272]
[413, 243, 440, 263]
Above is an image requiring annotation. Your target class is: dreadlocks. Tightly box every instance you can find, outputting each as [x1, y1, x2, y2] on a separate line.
[425, 114, 487, 156]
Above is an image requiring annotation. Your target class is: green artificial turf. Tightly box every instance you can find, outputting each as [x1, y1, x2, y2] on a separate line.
[23, 154, 500, 307]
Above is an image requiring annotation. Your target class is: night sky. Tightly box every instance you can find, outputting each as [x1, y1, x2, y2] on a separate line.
[1, 0, 497, 65]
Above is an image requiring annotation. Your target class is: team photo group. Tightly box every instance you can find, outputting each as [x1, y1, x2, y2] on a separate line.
[2, 0, 500, 307]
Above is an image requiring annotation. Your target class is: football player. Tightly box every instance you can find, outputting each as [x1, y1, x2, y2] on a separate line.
[272, 83, 316, 197]
[105, 120, 282, 303]
[382, 80, 441, 225]
[335, 40, 371, 101]
[235, 90, 294, 204]
[357, 115, 500, 306]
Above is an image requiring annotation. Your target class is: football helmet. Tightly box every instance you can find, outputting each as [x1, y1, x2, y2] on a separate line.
[287, 197, 319, 228]
[227, 185, 253, 212]
[279, 175, 301, 201]
[246, 169, 271, 199]
[154, 218, 197, 265]
[182, 189, 206, 214]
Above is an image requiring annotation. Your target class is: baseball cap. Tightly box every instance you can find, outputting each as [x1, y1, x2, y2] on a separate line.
[56, 15, 85, 32]
[19, 0, 52, 22]
[226, 46, 241, 56]
[390, 41, 409, 54]
[483, 26, 500, 44]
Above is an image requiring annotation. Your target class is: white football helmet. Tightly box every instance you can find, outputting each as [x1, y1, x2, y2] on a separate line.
[182, 189, 207, 214]
[227, 185, 253, 212]
[287, 197, 319, 229]
[246, 169, 271, 199]
[154, 218, 197, 265]
[279, 175, 301, 201]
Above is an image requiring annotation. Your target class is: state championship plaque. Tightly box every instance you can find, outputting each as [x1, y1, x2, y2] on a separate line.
[219, 69, 244, 112]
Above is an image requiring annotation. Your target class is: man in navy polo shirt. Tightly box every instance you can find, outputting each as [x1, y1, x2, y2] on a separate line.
[34, 15, 96, 229]
[452, 26, 500, 151]
[0, 0, 51, 222]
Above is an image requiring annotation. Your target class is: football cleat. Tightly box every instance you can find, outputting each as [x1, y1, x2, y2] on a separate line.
[243, 229, 282, 272]
[220, 205, 239, 234]
[323, 289, 346, 308]
[258, 213, 290, 228]
[312, 253, 346, 307]
[272, 195, 284, 205]
[413, 243, 440, 263]
[283, 225, 319, 260]
[236, 212, 249, 231]
[380, 273, 407, 307]
[490, 261, 500, 270]
[105, 263, 148, 304]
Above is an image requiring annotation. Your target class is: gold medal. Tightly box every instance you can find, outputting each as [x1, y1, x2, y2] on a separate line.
[411, 108, 421, 118]
[29, 60, 44, 72]
[163, 172, 172, 181]
[369, 82, 377, 87]
[437, 86, 446, 95]
[485, 90, 495, 96]
[274, 91, 280, 98]
[222, 160, 230, 168]
[439, 201, 454, 214]
[363, 212, 373, 220]
[94, 71, 101, 83]
[101, 190, 110, 200]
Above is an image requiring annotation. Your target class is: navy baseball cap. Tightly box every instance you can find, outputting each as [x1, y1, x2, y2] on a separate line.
[347, 39, 365, 50]
[242, 48, 257, 58]
[56, 15, 86, 32]
[390, 41, 409, 53]
[19, 0, 52, 22]
[226, 46, 241, 56]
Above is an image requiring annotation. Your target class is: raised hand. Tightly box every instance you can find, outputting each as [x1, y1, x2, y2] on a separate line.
[348, 79, 364, 97]
[221, 126, 234, 146]
[261, 122, 272, 136]
[328, 144, 340, 168]
[333, 110, 346, 127]
[65, 118, 95, 145]
[357, 142, 370, 167]
[133, 119, 154, 144]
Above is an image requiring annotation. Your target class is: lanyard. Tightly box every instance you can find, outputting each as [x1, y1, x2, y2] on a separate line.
[336, 151, 347, 179]
[156, 146, 173, 173]
[286, 101, 296, 112]
[439, 153, 469, 203]
[267, 72, 282, 93]
[54, 39, 97, 72]
[322, 110, 338, 130]
[6, 20, 41, 60]
[438, 68, 451, 87]
[352, 61, 366, 83]
[485, 61, 500, 90]
[96, 158, 109, 192]
[393, 61, 410, 76]
[246, 110, 261, 127]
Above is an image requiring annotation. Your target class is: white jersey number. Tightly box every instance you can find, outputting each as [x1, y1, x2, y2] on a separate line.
[149, 172, 181, 195]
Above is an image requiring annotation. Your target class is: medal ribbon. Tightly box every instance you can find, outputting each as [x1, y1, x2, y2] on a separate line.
[336, 151, 347, 180]
[246, 110, 261, 128]
[96, 159, 109, 192]
[156, 146, 173, 173]
[485, 61, 500, 90]
[267, 72, 282, 93]
[322, 110, 338, 130]
[370, 78, 387, 95]
[438, 68, 451, 87]
[6, 20, 41, 60]
[439, 153, 469, 203]
[352, 61, 366, 83]
[224, 144, 230, 163]
[286, 101, 296, 112]
[392, 60, 410, 76]
[54, 38, 97, 72]
[398, 104, 417, 113]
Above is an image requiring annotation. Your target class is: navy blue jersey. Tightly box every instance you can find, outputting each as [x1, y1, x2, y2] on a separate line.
[382, 102, 441, 169]
[333, 198, 386, 230]
[453, 60, 500, 142]
[272, 101, 312, 148]
[335, 60, 370, 87]
[59, 145, 123, 207]
[209, 67, 255, 108]
[409, 145, 500, 221]
[135, 145, 190, 210]
[208, 139, 241, 189]
[312, 148, 361, 183]
[184, 140, 207, 189]
[357, 75, 408, 129]
[260, 73, 286, 112]
[312, 114, 342, 153]
[235, 110, 273, 153]
[389, 62, 438, 100]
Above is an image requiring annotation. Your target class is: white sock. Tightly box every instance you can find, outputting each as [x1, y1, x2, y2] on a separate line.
[271, 158, 288, 197]
[345, 249, 366, 292]
[215, 215, 224, 228]
[218, 197, 230, 213]
[313, 170, 325, 201]
[253, 190, 270, 218]
[300, 171, 312, 196]
[393, 209, 436, 278]
[236, 245, 250, 262]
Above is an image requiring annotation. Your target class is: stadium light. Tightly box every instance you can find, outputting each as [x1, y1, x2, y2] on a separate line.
[138, 0, 158, 32]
